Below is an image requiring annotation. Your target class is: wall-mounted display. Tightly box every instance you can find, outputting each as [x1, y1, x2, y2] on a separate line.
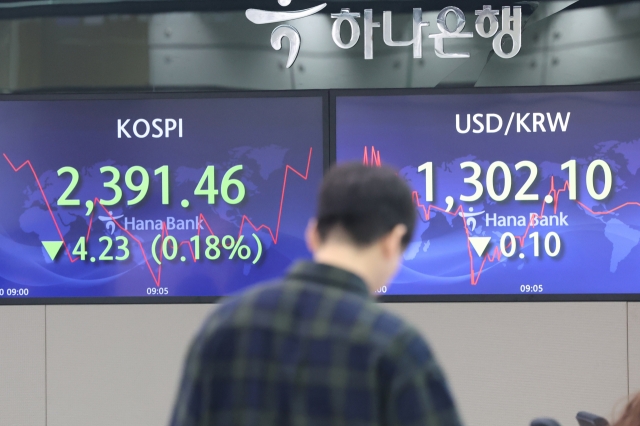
[334, 88, 640, 300]
[0, 93, 326, 303]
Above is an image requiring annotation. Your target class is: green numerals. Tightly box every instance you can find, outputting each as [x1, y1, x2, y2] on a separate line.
[101, 166, 150, 206]
[162, 236, 178, 260]
[71, 236, 129, 261]
[154, 165, 170, 205]
[57, 164, 244, 208]
[115, 236, 129, 260]
[221, 165, 246, 205]
[205, 235, 221, 260]
[99, 166, 123, 206]
[99, 236, 114, 260]
[194, 165, 246, 205]
[194, 166, 219, 204]
[58, 165, 168, 207]
[72, 236, 87, 260]
[190, 235, 200, 260]
[57, 167, 81, 206]
[125, 166, 149, 206]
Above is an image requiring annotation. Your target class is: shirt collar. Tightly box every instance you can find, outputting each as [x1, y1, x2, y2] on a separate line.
[286, 261, 371, 298]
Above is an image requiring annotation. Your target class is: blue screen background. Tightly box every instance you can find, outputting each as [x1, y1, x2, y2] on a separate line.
[336, 91, 640, 296]
[0, 96, 324, 299]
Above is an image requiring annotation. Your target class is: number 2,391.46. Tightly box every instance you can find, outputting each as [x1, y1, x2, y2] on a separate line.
[56, 164, 245, 207]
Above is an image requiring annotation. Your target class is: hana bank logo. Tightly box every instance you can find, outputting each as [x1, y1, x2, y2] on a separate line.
[99, 211, 124, 235]
[246, 2, 523, 68]
[459, 207, 484, 232]
[246, 0, 327, 68]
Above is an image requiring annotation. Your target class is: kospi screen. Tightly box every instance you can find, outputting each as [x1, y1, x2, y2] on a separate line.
[335, 88, 640, 300]
[0, 93, 325, 302]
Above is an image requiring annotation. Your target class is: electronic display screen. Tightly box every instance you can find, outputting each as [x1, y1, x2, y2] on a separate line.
[335, 89, 640, 299]
[0, 94, 325, 302]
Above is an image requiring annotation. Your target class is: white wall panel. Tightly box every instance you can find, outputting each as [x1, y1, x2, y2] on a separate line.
[0, 305, 45, 426]
[46, 304, 213, 426]
[386, 302, 628, 426]
[628, 302, 640, 396]
[39, 301, 632, 426]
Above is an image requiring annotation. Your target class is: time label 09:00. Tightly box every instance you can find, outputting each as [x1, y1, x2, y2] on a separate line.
[0, 288, 29, 296]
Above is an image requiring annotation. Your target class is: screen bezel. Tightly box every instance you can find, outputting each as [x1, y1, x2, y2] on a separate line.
[330, 84, 640, 302]
[0, 90, 330, 305]
[3, 85, 640, 304]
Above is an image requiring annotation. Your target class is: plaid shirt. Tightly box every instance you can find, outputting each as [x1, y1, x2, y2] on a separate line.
[171, 261, 462, 426]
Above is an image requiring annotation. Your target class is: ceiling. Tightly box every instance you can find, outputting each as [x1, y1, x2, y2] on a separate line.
[0, 0, 633, 19]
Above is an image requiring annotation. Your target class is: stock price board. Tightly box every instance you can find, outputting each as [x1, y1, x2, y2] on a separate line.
[336, 89, 640, 298]
[0, 95, 324, 301]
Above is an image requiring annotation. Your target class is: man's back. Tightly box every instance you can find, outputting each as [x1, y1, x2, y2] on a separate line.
[171, 261, 461, 426]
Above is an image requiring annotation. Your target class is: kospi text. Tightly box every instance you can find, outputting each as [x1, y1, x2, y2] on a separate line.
[117, 118, 183, 139]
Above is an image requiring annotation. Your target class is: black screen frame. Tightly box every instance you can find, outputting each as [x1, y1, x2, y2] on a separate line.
[4, 84, 640, 304]
[0, 89, 330, 305]
[330, 84, 640, 302]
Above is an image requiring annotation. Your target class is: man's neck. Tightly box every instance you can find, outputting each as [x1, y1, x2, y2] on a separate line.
[312, 245, 379, 293]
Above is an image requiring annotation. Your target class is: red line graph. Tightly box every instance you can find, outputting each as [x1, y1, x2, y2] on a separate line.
[363, 147, 640, 285]
[238, 148, 313, 243]
[363, 146, 382, 166]
[4, 147, 313, 287]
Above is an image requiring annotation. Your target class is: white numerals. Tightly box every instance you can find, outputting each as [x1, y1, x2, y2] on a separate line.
[460, 161, 484, 202]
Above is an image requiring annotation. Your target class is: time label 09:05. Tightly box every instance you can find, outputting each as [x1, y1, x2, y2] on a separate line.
[520, 285, 543, 293]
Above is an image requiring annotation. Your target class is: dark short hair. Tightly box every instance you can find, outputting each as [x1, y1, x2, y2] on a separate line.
[316, 163, 416, 248]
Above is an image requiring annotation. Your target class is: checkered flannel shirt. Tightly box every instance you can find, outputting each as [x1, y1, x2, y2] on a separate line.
[170, 261, 462, 426]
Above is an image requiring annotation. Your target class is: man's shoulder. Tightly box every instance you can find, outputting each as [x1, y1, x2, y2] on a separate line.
[203, 278, 326, 327]
[208, 279, 287, 320]
[364, 304, 433, 361]
[251, 278, 430, 354]
[204, 279, 431, 358]
[212, 277, 365, 322]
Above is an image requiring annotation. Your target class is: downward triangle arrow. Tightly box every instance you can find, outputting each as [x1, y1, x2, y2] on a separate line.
[42, 241, 63, 261]
[469, 237, 491, 257]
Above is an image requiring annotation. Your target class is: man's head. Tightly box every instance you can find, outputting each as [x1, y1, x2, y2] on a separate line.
[305, 163, 416, 293]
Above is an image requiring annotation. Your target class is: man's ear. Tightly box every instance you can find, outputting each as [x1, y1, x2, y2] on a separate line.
[380, 224, 408, 258]
[305, 219, 321, 253]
